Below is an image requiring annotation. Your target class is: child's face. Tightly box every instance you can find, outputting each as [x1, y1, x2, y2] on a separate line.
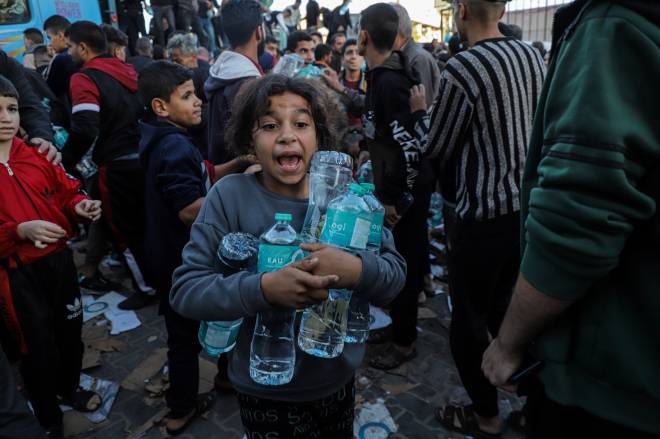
[294, 41, 315, 66]
[160, 80, 202, 129]
[0, 96, 19, 142]
[252, 92, 317, 197]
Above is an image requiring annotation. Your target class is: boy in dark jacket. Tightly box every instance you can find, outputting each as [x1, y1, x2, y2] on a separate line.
[137, 61, 255, 436]
[138, 60, 216, 436]
[358, 4, 434, 371]
[0, 76, 102, 438]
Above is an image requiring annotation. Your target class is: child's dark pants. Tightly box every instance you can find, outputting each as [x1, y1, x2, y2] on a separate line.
[158, 282, 203, 419]
[6, 248, 84, 429]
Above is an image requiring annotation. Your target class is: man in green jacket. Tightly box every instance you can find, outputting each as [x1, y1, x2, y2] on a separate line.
[482, 0, 660, 437]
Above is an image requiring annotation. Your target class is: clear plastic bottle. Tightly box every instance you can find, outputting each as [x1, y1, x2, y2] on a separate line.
[250, 214, 302, 386]
[360, 183, 385, 255]
[355, 161, 373, 185]
[272, 53, 305, 77]
[300, 151, 354, 243]
[298, 184, 372, 358]
[199, 232, 258, 356]
[428, 192, 444, 228]
[343, 183, 385, 344]
[75, 143, 98, 179]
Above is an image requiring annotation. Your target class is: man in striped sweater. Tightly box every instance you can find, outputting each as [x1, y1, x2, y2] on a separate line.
[423, 0, 545, 437]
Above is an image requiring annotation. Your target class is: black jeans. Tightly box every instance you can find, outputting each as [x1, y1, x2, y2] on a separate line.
[178, 9, 208, 49]
[159, 284, 203, 419]
[7, 249, 84, 429]
[97, 159, 155, 295]
[448, 215, 520, 418]
[526, 378, 660, 439]
[120, 10, 147, 56]
[237, 378, 355, 439]
[389, 183, 433, 347]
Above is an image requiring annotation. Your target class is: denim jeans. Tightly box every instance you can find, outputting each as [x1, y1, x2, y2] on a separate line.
[199, 17, 216, 52]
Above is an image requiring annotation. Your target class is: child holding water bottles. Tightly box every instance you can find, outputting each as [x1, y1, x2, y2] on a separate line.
[170, 74, 406, 438]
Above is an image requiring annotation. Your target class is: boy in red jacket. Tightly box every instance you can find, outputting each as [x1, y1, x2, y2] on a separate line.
[0, 76, 102, 438]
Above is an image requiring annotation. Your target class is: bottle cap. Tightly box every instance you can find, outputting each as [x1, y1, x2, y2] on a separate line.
[275, 213, 292, 221]
[349, 183, 366, 195]
[360, 183, 375, 192]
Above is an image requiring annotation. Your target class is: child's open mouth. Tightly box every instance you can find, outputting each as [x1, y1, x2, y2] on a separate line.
[276, 153, 302, 173]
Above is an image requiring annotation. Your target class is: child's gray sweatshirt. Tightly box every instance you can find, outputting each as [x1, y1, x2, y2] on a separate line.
[170, 173, 407, 402]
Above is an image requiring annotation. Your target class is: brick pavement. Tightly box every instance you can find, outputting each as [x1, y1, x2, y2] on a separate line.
[70, 243, 525, 439]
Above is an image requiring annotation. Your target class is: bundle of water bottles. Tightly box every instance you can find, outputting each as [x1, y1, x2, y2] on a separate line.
[198, 151, 387, 386]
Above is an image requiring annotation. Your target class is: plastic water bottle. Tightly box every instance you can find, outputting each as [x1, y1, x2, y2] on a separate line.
[300, 151, 354, 243]
[75, 143, 98, 179]
[272, 53, 305, 77]
[53, 125, 68, 149]
[199, 232, 258, 356]
[428, 192, 444, 228]
[298, 65, 322, 78]
[355, 161, 373, 184]
[343, 183, 384, 344]
[250, 214, 302, 385]
[298, 183, 372, 358]
[360, 183, 385, 255]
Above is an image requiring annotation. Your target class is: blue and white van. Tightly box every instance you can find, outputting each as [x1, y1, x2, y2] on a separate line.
[0, 0, 117, 61]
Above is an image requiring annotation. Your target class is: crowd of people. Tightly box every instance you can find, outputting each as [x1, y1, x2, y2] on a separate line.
[0, 0, 658, 439]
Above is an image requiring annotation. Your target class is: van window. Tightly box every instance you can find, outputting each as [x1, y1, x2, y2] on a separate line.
[0, 0, 30, 25]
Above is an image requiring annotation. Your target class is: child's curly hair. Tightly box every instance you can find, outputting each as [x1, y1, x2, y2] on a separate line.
[225, 74, 339, 155]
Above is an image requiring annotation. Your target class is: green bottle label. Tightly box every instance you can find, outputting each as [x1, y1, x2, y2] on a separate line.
[369, 213, 384, 246]
[258, 244, 305, 272]
[319, 209, 371, 250]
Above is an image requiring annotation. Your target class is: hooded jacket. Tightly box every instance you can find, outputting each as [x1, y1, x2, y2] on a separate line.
[205, 51, 263, 165]
[0, 137, 90, 269]
[362, 51, 432, 206]
[62, 54, 144, 170]
[139, 120, 215, 283]
[521, 0, 660, 433]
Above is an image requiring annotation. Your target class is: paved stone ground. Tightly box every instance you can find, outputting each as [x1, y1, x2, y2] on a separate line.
[69, 242, 525, 439]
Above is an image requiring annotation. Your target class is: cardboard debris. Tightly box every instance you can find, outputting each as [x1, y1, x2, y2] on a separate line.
[381, 382, 419, 396]
[81, 349, 101, 370]
[353, 401, 398, 439]
[148, 335, 157, 342]
[88, 339, 128, 353]
[146, 376, 170, 396]
[121, 348, 169, 392]
[418, 307, 438, 319]
[143, 394, 166, 407]
[126, 407, 170, 439]
[105, 308, 141, 335]
[81, 321, 109, 344]
[63, 411, 108, 438]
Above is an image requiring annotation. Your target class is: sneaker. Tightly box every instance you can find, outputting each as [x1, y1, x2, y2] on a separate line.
[79, 272, 122, 293]
[117, 291, 158, 310]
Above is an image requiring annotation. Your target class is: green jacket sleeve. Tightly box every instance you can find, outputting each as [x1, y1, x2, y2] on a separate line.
[520, 10, 660, 300]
